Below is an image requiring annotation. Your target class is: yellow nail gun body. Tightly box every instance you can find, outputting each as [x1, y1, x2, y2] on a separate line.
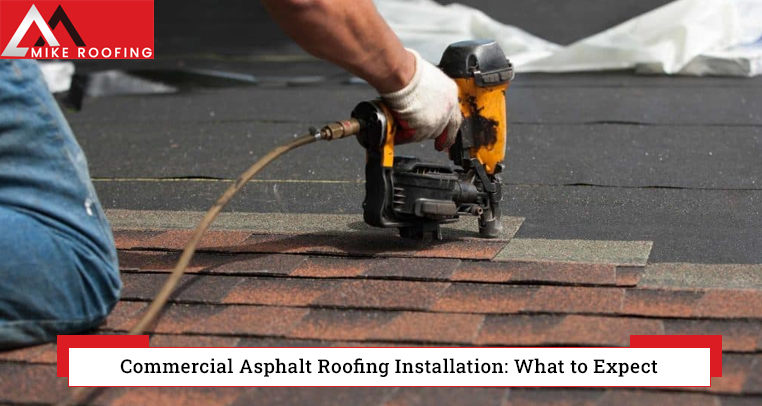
[352, 40, 513, 240]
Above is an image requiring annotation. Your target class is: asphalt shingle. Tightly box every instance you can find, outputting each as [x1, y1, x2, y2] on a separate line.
[494, 239, 653, 266]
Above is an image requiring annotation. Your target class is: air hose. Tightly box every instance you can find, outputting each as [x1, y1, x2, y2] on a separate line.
[58, 118, 360, 406]
[128, 133, 317, 334]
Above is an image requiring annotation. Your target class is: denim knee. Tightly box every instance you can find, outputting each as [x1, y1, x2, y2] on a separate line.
[0, 207, 121, 350]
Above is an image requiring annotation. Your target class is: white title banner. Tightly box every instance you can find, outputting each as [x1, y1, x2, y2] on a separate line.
[69, 347, 710, 387]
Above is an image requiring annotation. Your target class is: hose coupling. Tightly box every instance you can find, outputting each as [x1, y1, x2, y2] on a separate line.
[319, 119, 361, 141]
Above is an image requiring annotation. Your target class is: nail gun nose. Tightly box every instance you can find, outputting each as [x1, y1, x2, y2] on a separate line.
[318, 118, 362, 141]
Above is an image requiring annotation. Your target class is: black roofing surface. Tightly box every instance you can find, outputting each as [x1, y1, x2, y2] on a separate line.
[69, 0, 762, 264]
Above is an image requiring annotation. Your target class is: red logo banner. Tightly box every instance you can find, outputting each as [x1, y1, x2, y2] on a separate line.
[0, 0, 154, 59]
[57, 335, 149, 377]
[631, 335, 722, 377]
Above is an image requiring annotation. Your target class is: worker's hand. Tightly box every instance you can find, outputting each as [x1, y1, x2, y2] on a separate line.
[381, 49, 462, 151]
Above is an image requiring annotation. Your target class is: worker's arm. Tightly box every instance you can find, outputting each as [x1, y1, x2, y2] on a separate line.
[261, 0, 462, 150]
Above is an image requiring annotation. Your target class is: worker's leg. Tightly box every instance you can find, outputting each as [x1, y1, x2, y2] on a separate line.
[0, 60, 121, 349]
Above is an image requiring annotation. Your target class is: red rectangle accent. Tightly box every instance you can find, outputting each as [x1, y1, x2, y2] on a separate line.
[630, 335, 722, 377]
[0, 0, 154, 59]
[57, 335, 149, 377]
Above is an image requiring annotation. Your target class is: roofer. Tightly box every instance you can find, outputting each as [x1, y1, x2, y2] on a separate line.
[0, 0, 461, 348]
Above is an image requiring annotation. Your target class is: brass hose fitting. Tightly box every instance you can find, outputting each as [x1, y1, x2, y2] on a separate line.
[319, 118, 361, 141]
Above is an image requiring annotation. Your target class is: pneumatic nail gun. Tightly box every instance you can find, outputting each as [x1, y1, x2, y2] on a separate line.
[350, 40, 513, 240]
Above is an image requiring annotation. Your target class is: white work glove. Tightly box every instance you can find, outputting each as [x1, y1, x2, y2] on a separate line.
[381, 49, 462, 151]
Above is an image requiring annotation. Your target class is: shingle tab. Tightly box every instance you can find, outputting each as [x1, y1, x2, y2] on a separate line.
[138, 230, 254, 251]
[128, 251, 240, 274]
[0, 364, 67, 404]
[452, 261, 618, 285]
[616, 266, 645, 287]
[313, 280, 450, 311]
[431, 284, 538, 314]
[505, 388, 603, 406]
[640, 263, 762, 290]
[113, 230, 166, 249]
[477, 315, 663, 347]
[291, 256, 375, 278]
[289, 309, 397, 341]
[384, 388, 508, 406]
[233, 388, 393, 406]
[362, 258, 460, 281]
[222, 278, 341, 306]
[663, 320, 762, 352]
[695, 291, 762, 319]
[597, 390, 719, 406]
[525, 286, 624, 314]
[188, 306, 309, 336]
[207, 253, 306, 276]
[368, 312, 484, 344]
[623, 289, 705, 318]
[494, 239, 653, 266]
[101, 387, 247, 406]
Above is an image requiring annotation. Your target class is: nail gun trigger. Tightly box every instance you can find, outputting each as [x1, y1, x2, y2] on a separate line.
[468, 159, 497, 194]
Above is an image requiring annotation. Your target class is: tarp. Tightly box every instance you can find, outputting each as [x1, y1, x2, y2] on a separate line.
[375, 0, 762, 77]
[38, 61, 75, 93]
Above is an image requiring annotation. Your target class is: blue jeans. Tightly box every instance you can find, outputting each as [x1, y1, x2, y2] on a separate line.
[0, 60, 121, 349]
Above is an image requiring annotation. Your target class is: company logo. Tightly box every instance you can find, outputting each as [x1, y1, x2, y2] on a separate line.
[0, 1, 154, 59]
[2, 5, 83, 57]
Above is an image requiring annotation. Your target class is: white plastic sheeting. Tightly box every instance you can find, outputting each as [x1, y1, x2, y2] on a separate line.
[38, 61, 75, 93]
[375, 0, 762, 76]
[374, 0, 560, 68]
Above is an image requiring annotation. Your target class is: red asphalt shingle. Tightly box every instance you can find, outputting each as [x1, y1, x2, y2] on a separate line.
[695, 291, 762, 318]
[208, 253, 307, 276]
[113, 230, 166, 250]
[188, 305, 309, 336]
[100, 387, 247, 406]
[289, 309, 398, 341]
[232, 233, 347, 255]
[128, 251, 236, 274]
[290, 256, 376, 278]
[138, 230, 254, 251]
[452, 261, 618, 285]
[312, 279, 450, 311]
[221, 277, 341, 306]
[477, 315, 664, 347]
[0, 364, 67, 404]
[149, 334, 240, 348]
[102, 301, 148, 330]
[113, 303, 223, 334]
[117, 270, 762, 321]
[616, 266, 645, 287]
[504, 388, 603, 406]
[411, 239, 507, 260]
[596, 390, 720, 406]
[384, 387, 507, 406]
[623, 289, 705, 318]
[117, 250, 170, 270]
[5, 227, 762, 405]
[430, 284, 538, 314]
[524, 286, 624, 314]
[663, 319, 762, 353]
[361, 257, 461, 281]
[237, 388, 393, 406]
[368, 312, 485, 344]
